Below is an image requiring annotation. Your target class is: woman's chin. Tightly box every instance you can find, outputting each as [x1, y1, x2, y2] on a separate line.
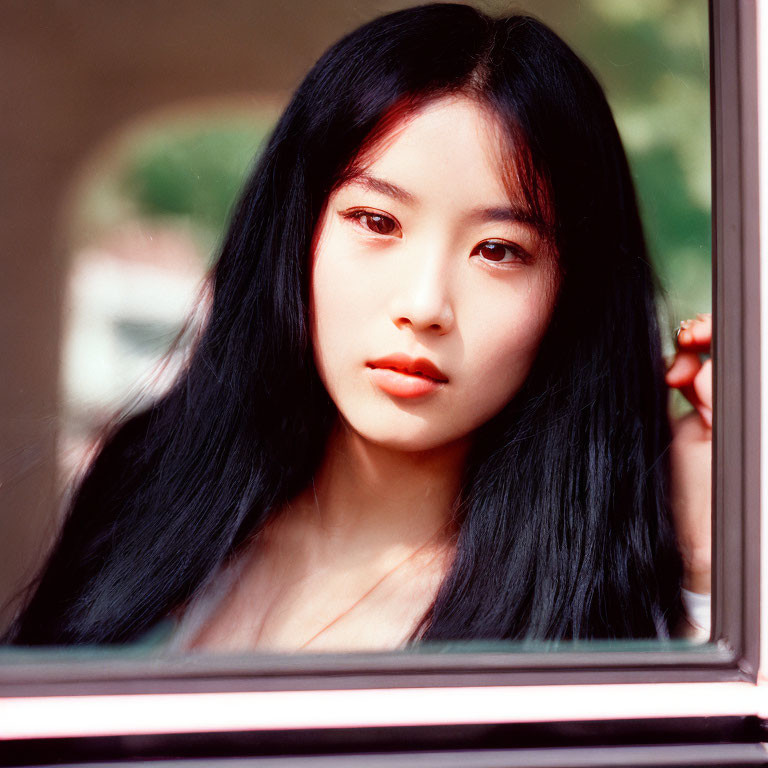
[338, 414, 469, 455]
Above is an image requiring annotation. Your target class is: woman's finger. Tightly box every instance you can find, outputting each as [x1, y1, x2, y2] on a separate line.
[669, 360, 712, 428]
[665, 350, 702, 388]
[667, 314, 713, 429]
[690, 313, 712, 347]
[672, 378, 712, 429]
[676, 313, 712, 352]
[677, 381, 702, 413]
[693, 360, 712, 428]
[693, 358, 713, 412]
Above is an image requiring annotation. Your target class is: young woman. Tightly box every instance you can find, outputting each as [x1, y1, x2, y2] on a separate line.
[8, 4, 712, 650]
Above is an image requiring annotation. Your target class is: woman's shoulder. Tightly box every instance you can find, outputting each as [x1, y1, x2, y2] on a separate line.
[133, 557, 248, 653]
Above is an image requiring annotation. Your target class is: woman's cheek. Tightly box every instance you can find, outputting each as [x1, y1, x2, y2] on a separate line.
[310, 244, 379, 395]
[462, 286, 554, 417]
[468, 332, 539, 422]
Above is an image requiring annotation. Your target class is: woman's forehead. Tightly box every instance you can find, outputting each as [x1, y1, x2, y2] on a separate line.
[352, 96, 509, 195]
[337, 94, 552, 236]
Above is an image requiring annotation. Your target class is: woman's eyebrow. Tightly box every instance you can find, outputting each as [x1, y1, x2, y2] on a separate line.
[344, 172, 548, 234]
[344, 172, 418, 205]
[466, 204, 547, 233]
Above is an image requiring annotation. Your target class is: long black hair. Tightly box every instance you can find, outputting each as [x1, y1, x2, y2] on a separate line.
[10, 3, 684, 645]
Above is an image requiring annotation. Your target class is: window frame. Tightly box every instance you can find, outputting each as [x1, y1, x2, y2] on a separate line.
[0, 0, 761, 741]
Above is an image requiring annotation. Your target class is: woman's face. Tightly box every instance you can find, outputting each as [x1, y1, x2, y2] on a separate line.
[310, 95, 559, 453]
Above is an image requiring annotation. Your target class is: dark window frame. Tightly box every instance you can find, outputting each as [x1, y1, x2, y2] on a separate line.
[0, 0, 759, 699]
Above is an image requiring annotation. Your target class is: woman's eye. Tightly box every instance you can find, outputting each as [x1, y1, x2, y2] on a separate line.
[344, 210, 401, 237]
[471, 241, 529, 265]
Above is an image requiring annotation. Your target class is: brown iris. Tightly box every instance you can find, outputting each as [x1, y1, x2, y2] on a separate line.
[358, 212, 398, 235]
[476, 242, 510, 262]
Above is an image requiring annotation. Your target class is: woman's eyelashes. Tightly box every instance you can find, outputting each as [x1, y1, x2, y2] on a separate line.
[470, 240, 531, 266]
[341, 209, 402, 237]
[339, 208, 532, 265]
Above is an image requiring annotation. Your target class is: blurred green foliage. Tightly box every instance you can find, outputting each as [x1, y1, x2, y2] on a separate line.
[120, 116, 274, 250]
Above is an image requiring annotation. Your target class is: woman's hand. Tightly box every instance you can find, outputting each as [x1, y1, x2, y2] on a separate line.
[664, 313, 712, 595]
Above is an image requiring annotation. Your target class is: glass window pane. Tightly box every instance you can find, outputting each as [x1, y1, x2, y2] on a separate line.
[0, 0, 712, 660]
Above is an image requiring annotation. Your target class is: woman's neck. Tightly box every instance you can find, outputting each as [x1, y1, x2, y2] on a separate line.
[279, 418, 470, 555]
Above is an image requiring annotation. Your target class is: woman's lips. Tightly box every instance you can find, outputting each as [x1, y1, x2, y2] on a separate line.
[366, 354, 448, 399]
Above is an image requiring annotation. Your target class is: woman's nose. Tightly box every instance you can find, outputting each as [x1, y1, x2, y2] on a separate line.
[388, 250, 455, 335]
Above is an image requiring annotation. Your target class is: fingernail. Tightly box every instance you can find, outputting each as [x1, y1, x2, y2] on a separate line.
[700, 406, 713, 428]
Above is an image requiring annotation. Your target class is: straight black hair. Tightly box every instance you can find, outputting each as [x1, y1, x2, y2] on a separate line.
[10, 3, 684, 645]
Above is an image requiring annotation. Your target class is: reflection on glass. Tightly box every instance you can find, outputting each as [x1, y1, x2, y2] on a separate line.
[5, 1, 711, 653]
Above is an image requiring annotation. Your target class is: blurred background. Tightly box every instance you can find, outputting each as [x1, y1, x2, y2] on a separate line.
[0, 0, 710, 627]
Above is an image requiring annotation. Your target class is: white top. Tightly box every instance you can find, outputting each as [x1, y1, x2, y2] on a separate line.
[681, 588, 711, 640]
